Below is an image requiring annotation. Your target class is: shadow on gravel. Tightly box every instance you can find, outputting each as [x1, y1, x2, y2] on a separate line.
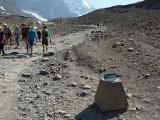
[75, 103, 127, 120]
[1, 52, 25, 59]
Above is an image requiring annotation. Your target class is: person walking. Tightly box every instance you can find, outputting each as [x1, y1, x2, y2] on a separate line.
[42, 26, 51, 53]
[15, 26, 21, 48]
[3, 23, 12, 49]
[0, 26, 5, 55]
[37, 30, 42, 42]
[21, 24, 27, 45]
[27, 26, 38, 57]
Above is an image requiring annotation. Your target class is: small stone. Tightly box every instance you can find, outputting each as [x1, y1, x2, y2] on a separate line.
[3, 91, 7, 94]
[43, 82, 49, 87]
[99, 68, 106, 73]
[144, 74, 150, 78]
[83, 85, 91, 89]
[78, 91, 88, 97]
[55, 110, 67, 114]
[64, 114, 71, 118]
[136, 107, 143, 112]
[131, 108, 137, 111]
[118, 118, 126, 120]
[157, 86, 160, 89]
[19, 79, 25, 82]
[81, 74, 86, 78]
[42, 58, 50, 62]
[85, 76, 89, 79]
[126, 93, 133, 99]
[55, 74, 62, 80]
[40, 70, 49, 75]
[71, 82, 77, 87]
[112, 42, 124, 48]
[128, 47, 134, 51]
[21, 73, 32, 77]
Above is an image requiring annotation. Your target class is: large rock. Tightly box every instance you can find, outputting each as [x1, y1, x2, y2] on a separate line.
[95, 79, 128, 112]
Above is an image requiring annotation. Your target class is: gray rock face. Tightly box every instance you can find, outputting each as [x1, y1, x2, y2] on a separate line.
[0, 0, 24, 16]
[15, 0, 95, 19]
[15, 0, 77, 19]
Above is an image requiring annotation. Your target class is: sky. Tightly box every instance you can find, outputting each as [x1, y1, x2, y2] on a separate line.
[85, 0, 144, 9]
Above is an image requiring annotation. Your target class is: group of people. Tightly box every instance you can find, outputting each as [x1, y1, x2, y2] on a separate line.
[0, 24, 51, 57]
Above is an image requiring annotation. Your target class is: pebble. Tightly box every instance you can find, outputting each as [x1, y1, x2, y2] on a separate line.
[126, 93, 133, 99]
[78, 91, 88, 97]
[71, 82, 77, 87]
[157, 86, 160, 89]
[55, 74, 62, 80]
[55, 110, 67, 114]
[42, 58, 50, 62]
[136, 107, 143, 112]
[21, 73, 32, 77]
[83, 85, 91, 89]
[128, 47, 135, 51]
[64, 114, 72, 118]
[144, 74, 150, 78]
[19, 79, 26, 82]
[40, 69, 49, 75]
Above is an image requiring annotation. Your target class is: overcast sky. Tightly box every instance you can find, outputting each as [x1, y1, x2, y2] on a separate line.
[85, 0, 144, 9]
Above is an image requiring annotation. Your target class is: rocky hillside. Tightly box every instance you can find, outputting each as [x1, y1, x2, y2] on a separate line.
[0, 0, 24, 16]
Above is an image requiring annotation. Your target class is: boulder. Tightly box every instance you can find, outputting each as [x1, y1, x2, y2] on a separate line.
[95, 79, 128, 112]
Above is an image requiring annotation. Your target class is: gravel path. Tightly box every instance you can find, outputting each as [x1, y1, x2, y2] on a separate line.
[0, 28, 94, 120]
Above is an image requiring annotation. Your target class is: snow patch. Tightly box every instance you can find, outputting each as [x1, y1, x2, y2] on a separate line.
[22, 9, 47, 21]
[0, 6, 5, 11]
[82, 0, 91, 9]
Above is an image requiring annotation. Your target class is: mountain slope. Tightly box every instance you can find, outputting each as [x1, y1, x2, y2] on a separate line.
[57, 0, 160, 25]
[15, 0, 77, 19]
[15, 0, 95, 19]
[0, 0, 24, 16]
[62, 0, 95, 16]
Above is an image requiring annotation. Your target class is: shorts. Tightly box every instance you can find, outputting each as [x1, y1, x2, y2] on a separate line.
[28, 40, 34, 46]
[42, 38, 48, 46]
[5, 35, 10, 43]
[22, 35, 27, 40]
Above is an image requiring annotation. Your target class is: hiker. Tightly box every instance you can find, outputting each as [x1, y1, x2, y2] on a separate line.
[27, 26, 38, 57]
[99, 23, 102, 28]
[21, 24, 28, 45]
[42, 26, 51, 53]
[15, 26, 21, 48]
[3, 23, 12, 49]
[0, 26, 5, 55]
[37, 30, 42, 42]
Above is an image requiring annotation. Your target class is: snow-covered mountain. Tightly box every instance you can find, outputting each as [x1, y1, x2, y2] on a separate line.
[0, 0, 24, 16]
[15, 0, 95, 20]
[62, 0, 95, 16]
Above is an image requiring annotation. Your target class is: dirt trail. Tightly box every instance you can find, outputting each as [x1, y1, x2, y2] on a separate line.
[0, 28, 96, 120]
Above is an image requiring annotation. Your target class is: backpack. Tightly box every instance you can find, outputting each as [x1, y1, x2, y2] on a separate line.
[43, 29, 49, 37]
[22, 27, 27, 36]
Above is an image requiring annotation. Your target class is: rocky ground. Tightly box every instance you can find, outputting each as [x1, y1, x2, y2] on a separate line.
[0, 11, 160, 120]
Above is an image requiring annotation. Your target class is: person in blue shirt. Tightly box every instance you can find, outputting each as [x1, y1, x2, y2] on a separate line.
[27, 26, 38, 57]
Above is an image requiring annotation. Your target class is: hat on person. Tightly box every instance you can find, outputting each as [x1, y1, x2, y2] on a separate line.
[0, 26, 2, 29]
[3, 23, 7, 26]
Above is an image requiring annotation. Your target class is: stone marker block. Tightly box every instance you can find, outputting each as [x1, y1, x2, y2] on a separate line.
[95, 79, 128, 112]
